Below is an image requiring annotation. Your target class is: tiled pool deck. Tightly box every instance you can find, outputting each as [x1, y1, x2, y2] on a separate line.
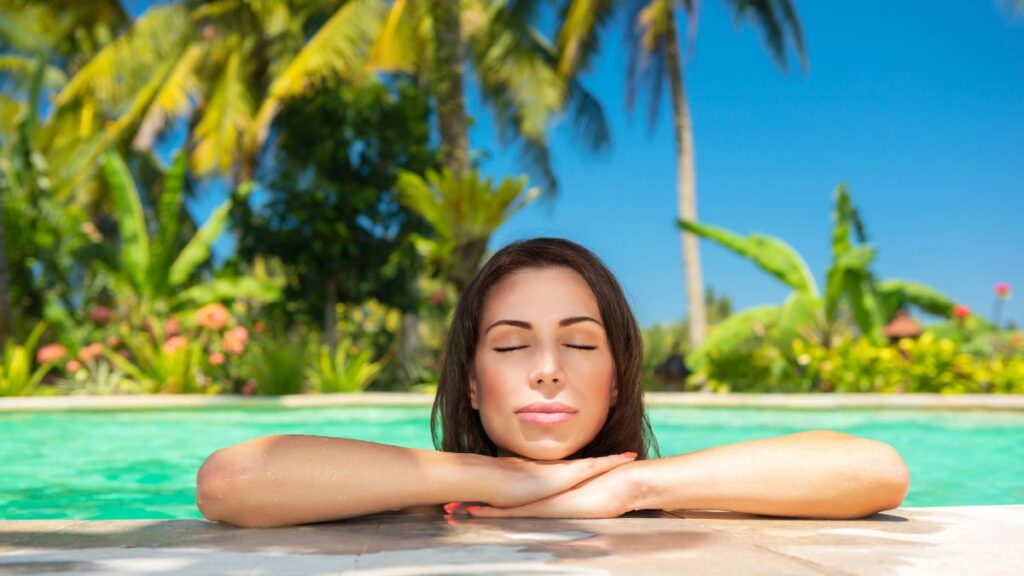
[2, 506, 1022, 575]
[3, 393, 1023, 574]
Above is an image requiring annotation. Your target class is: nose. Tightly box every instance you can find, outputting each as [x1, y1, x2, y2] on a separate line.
[528, 344, 566, 388]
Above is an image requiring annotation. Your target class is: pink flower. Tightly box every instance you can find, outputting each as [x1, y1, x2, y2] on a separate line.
[242, 379, 258, 396]
[88, 306, 113, 326]
[995, 283, 1011, 298]
[162, 335, 188, 354]
[78, 343, 104, 363]
[254, 321, 266, 334]
[223, 326, 249, 355]
[36, 343, 68, 364]
[195, 303, 230, 331]
[105, 336, 120, 348]
[208, 352, 226, 366]
[430, 290, 447, 306]
[65, 360, 82, 373]
[164, 318, 181, 336]
[953, 305, 971, 319]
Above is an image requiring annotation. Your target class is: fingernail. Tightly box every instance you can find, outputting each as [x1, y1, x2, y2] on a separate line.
[466, 505, 481, 514]
[443, 502, 461, 514]
[621, 451, 637, 459]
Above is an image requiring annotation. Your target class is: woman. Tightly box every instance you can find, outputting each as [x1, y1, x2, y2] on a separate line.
[195, 238, 910, 528]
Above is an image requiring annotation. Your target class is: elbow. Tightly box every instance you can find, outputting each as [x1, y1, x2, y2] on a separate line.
[875, 442, 911, 511]
[850, 439, 911, 518]
[195, 449, 240, 525]
[195, 437, 277, 528]
[808, 431, 911, 518]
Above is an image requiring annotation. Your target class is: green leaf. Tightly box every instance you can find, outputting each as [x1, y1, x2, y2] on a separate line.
[846, 272, 886, 345]
[678, 219, 818, 295]
[167, 197, 233, 288]
[149, 150, 187, 298]
[876, 279, 955, 320]
[171, 276, 283, 308]
[102, 152, 150, 295]
[771, 292, 822, 347]
[687, 305, 781, 372]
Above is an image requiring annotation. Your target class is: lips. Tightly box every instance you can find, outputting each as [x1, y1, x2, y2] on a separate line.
[516, 402, 578, 425]
[515, 402, 578, 414]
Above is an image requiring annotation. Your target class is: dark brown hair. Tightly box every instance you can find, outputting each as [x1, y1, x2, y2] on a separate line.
[430, 237, 660, 460]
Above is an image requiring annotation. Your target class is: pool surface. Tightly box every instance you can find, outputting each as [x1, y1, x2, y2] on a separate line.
[3, 406, 1023, 519]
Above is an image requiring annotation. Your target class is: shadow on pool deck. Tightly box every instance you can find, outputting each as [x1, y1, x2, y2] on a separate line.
[2, 506, 1021, 575]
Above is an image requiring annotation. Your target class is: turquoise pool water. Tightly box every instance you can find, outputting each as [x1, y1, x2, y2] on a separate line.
[2, 406, 1023, 519]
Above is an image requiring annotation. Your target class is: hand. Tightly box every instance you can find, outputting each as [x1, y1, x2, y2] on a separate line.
[456, 451, 637, 510]
[461, 460, 639, 519]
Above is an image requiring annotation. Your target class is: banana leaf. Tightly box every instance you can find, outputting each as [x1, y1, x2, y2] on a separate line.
[102, 152, 150, 294]
[678, 219, 818, 296]
[687, 305, 781, 372]
[876, 279, 956, 320]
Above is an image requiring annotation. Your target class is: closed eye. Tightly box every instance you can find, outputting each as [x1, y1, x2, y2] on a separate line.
[492, 345, 598, 353]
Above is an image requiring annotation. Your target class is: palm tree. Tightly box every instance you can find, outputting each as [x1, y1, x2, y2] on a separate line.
[555, 0, 807, 348]
[52, 0, 385, 189]
[371, 0, 611, 194]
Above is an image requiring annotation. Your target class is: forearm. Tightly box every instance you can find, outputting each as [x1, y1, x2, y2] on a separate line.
[628, 430, 910, 519]
[196, 434, 492, 527]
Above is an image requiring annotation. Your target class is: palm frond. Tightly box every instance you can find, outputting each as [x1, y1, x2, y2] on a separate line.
[190, 47, 254, 176]
[252, 0, 386, 150]
[55, 3, 191, 108]
[555, 0, 616, 78]
[132, 43, 203, 151]
[722, 0, 807, 72]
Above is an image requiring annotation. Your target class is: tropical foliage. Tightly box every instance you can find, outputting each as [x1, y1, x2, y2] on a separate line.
[679, 184, 959, 376]
[0, 2, 1018, 398]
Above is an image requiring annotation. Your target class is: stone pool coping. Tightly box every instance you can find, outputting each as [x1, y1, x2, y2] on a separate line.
[2, 506, 1022, 575]
[3, 392, 1024, 412]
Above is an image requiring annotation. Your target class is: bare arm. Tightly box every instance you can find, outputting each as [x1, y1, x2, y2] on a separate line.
[627, 430, 910, 519]
[195, 434, 636, 528]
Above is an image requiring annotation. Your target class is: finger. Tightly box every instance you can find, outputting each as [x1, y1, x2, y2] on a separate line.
[571, 452, 637, 482]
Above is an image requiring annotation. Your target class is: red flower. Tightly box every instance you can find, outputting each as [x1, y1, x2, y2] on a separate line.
[223, 326, 249, 355]
[164, 318, 181, 336]
[65, 360, 82, 373]
[953, 305, 971, 319]
[254, 321, 266, 334]
[430, 290, 447, 306]
[78, 343, 104, 363]
[995, 283, 1011, 298]
[162, 335, 188, 354]
[88, 306, 113, 326]
[36, 344, 68, 364]
[208, 352, 226, 366]
[195, 303, 230, 331]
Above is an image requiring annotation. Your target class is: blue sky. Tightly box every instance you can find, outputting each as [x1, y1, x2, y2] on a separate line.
[127, 1, 1023, 329]
[474, 1, 1024, 328]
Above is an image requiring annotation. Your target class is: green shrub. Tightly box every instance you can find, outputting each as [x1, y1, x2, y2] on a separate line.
[247, 335, 308, 395]
[0, 323, 54, 397]
[307, 338, 384, 394]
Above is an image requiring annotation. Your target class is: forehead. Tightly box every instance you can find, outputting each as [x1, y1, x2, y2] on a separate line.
[482, 266, 600, 321]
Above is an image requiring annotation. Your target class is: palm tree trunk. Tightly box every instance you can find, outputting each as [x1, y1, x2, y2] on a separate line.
[0, 197, 11, 345]
[665, 11, 707, 350]
[324, 275, 338, 353]
[431, 0, 470, 175]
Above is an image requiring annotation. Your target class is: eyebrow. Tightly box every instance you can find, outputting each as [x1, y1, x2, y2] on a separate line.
[484, 316, 603, 335]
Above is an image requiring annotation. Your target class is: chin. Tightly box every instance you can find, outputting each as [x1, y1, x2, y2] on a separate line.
[506, 442, 580, 461]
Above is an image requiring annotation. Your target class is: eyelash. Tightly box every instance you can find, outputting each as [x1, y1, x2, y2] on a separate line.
[492, 345, 597, 353]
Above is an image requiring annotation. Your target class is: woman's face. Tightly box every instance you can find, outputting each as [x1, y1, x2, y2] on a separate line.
[470, 266, 617, 460]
